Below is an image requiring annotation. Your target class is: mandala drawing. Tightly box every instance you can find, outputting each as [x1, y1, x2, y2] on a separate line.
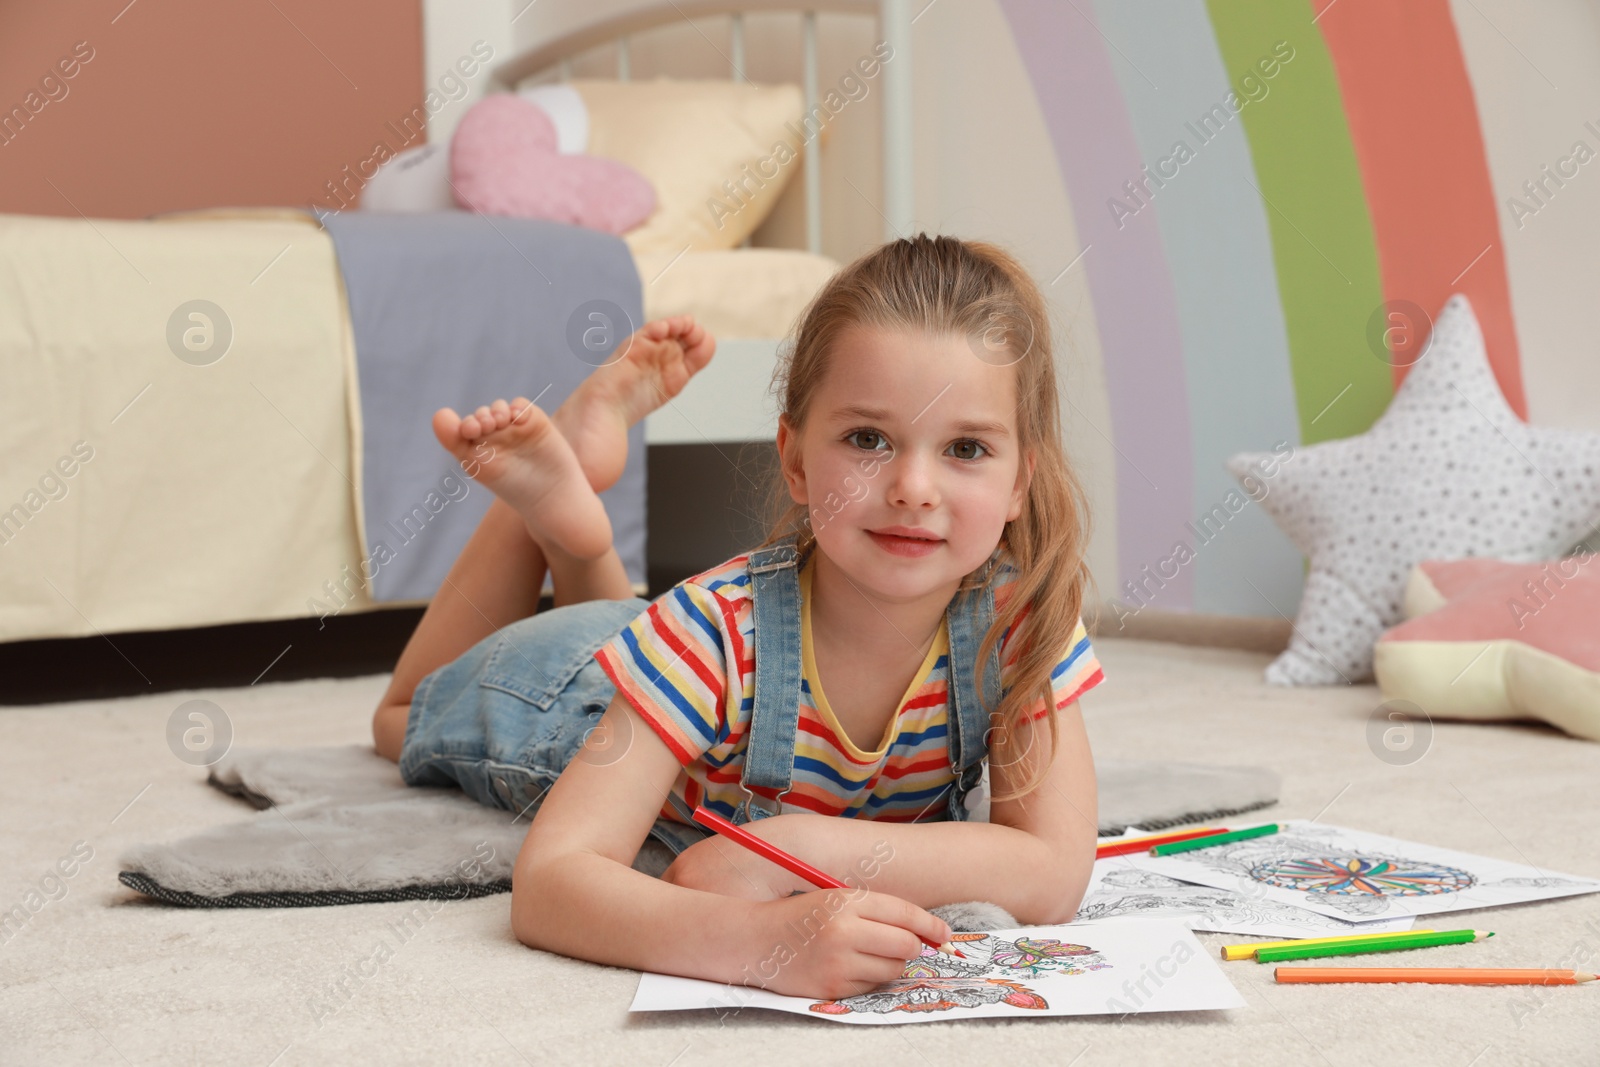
[1249, 855, 1476, 897]
[1141, 825, 1496, 917]
[807, 933, 1110, 1016]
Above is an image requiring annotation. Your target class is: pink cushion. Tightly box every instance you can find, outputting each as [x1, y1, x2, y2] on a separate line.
[1390, 558, 1600, 670]
[1374, 556, 1600, 740]
[449, 94, 655, 235]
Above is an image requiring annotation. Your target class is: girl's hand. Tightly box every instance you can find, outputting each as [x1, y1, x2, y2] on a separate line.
[742, 889, 954, 1001]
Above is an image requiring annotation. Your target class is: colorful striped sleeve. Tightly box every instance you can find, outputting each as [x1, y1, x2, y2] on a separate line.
[999, 606, 1106, 722]
[592, 581, 734, 766]
[1038, 616, 1104, 717]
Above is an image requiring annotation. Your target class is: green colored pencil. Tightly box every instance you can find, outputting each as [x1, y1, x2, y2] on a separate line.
[1149, 823, 1280, 856]
[1255, 929, 1492, 963]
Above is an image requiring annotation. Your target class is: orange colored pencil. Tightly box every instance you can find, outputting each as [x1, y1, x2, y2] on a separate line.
[1276, 967, 1597, 986]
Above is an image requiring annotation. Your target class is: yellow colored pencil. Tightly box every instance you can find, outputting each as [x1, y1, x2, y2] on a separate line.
[1221, 929, 1437, 962]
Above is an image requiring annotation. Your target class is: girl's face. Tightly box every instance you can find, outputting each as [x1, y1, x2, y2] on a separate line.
[778, 324, 1034, 603]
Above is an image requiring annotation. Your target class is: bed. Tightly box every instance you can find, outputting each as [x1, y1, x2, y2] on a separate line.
[0, 0, 915, 644]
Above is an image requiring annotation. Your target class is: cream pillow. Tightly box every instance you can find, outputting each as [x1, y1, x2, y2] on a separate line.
[635, 247, 839, 339]
[573, 79, 806, 255]
[1374, 558, 1600, 741]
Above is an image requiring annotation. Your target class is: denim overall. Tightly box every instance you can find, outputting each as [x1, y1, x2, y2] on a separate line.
[710, 533, 1004, 833]
[398, 532, 1004, 860]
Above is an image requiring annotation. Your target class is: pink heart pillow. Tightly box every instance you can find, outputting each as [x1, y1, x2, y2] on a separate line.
[449, 94, 655, 235]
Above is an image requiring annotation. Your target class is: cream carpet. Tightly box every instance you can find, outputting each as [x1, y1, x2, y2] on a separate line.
[3, 636, 1596, 1066]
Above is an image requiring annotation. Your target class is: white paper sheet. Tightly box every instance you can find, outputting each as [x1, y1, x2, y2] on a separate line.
[1079, 859, 1416, 939]
[1121, 820, 1600, 921]
[630, 919, 1245, 1024]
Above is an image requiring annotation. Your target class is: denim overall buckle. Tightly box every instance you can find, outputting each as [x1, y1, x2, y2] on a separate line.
[735, 783, 793, 823]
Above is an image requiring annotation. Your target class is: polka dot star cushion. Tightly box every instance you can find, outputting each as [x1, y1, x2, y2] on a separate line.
[1227, 294, 1600, 686]
[1374, 557, 1600, 741]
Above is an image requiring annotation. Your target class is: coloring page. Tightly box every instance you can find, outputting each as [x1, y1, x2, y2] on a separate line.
[1122, 820, 1600, 921]
[630, 919, 1245, 1024]
[1079, 860, 1416, 939]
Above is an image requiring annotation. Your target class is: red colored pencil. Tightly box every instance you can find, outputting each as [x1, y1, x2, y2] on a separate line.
[1095, 827, 1223, 859]
[690, 804, 966, 958]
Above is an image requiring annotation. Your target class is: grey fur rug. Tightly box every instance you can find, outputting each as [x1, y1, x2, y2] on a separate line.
[117, 745, 1278, 932]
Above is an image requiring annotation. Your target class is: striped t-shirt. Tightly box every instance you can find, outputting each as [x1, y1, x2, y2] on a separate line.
[592, 549, 1105, 828]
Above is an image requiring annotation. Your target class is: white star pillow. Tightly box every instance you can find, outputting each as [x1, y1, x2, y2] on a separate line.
[1229, 294, 1600, 685]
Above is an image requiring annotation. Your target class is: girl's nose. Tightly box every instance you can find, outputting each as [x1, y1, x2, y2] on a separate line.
[886, 451, 940, 509]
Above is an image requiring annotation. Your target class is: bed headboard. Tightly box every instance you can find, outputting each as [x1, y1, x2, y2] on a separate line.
[486, 0, 915, 254]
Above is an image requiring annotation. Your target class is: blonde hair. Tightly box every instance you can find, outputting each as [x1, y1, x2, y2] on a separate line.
[758, 234, 1095, 802]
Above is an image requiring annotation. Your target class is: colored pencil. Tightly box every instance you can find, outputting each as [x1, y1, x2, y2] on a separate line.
[1276, 967, 1596, 986]
[1222, 929, 1438, 961]
[1096, 828, 1222, 859]
[690, 805, 966, 958]
[1254, 929, 1491, 963]
[1150, 823, 1281, 856]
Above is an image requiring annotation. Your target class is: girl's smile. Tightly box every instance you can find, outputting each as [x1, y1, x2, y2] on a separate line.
[866, 525, 945, 557]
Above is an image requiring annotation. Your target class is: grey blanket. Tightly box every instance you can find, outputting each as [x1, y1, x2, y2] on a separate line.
[117, 745, 1278, 917]
[323, 212, 646, 603]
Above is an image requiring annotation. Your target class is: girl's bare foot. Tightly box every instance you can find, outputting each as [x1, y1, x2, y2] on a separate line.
[553, 314, 716, 492]
[432, 397, 612, 560]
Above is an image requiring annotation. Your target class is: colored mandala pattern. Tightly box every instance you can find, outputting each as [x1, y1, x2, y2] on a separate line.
[1250, 854, 1476, 897]
[809, 935, 1113, 1016]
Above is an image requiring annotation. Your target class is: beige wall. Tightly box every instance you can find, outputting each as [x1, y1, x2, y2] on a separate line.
[1452, 0, 1600, 433]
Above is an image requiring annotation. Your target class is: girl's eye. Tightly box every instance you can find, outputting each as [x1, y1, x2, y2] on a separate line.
[947, 439, 988, 461]
[846, 429, 890, 452]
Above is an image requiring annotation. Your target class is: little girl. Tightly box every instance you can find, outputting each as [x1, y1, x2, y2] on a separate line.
[372, 235, 1104, 1002]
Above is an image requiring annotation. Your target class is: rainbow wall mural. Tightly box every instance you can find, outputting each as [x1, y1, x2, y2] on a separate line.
[993, 0, 1536, 617]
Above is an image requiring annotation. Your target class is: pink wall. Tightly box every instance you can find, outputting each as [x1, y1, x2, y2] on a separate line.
[0, 0, 422, 219]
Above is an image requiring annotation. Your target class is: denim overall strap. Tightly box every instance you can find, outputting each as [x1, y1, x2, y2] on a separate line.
[943, 550, 1004, 822]
[735, 533, 807, 824]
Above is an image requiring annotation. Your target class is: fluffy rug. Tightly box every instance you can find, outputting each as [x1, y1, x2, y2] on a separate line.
[116, 743, 1279, 923]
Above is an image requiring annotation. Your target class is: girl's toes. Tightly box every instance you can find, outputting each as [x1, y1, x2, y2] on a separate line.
[491, 398, 511, 427]
[432, 407, 465, 451]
